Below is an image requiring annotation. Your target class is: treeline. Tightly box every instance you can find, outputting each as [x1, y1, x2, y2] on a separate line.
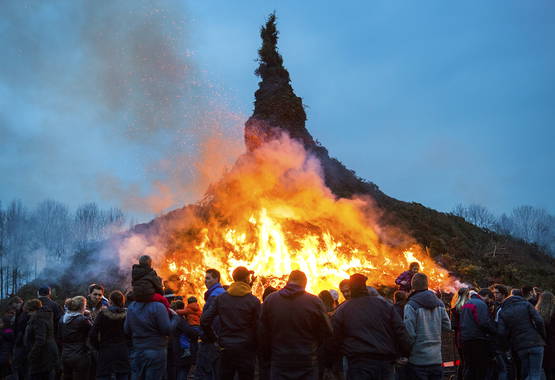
[0, 199, 129, 298]
[452, 203, 555, 256]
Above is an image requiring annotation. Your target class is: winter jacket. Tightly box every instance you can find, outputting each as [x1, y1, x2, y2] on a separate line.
[201, 281, 261, 350]
[544, 313, 555, 370]
[124, 301, 170, 350]
[460, 294, 496, 342]
[332, 293, 411, 360]
[131, 264, 164, 302]
[200, 282, 226, 339]
[87, 296, 109, 321]
[24, 308, 59, 374]
[497, 295, 546, 352]
[178, 302, 202, 326]
[38, 296, 63, 336]
[59, 312, 93, 362]
[404, 290, 451, 366]
[12, 309, 29, 369]
[90, 306, 130, 376]
[260, 283, 332, 368]
[0, 327, 14, 368]
[168, 314, 199, 368]
[395, 270, 415, 292]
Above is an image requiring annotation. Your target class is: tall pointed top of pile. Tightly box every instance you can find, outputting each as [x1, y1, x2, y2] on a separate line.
[245, 13, 314, 151]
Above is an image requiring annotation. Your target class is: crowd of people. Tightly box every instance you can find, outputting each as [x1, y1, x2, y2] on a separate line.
[0, 257, 553, 380]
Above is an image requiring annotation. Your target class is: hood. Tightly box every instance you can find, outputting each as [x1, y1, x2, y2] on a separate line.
[103, 306, 126, 320]
[62, 311, 83, 324]
[408, 290, 444, 310]
[227, 281, 252, 297]
[132, 264, 154, 281]
[205, 283, 225, 300]
[278, 283, 305, 298]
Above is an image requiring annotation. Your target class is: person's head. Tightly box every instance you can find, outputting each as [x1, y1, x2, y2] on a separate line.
[411, 273, 428, 291]
[453, 287, 470, 310]
[262, 286, 277, 301]
[187, 296, 198, 304]
[205, 269, 221, 289]
[88, 283, 105, 305]
[109, 290, 125, 308]
[394, 290, 408, 305]
[8, 296, 23, 312]
[490, 284, 509, 303]
[409, 262, 420, 273]
[349, 273, 368, 298]
[37, 285, 51, 298]
[536, 291, 555, 323]
[339, 279, 351, 301]
[24, 299, 43, 315]
[232, 266, 252, 284]
[478, 288, 494, 305]
[139, 255, 152, 268]
[329, 289, 339, 305]
[521, 286, 534, 300]
[510, 288, 523, 297]
[318, 290, 334, 313]
[288, 270, 307, 289]
[65, 296, 87, 313]
[171, 300, 185, 311]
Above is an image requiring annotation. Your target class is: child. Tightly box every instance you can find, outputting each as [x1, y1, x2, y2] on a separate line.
[131, 255, 171, 311]
[176, 297, 202, 358]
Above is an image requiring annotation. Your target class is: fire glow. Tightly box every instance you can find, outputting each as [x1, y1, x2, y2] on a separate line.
[160, 133, 453, 298]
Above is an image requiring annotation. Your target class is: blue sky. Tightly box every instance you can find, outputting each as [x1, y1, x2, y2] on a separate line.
[1, 1, 554, 221]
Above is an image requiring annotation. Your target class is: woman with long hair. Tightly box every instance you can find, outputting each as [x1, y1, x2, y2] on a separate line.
[451, 287, 470, 379]
[536, 291, 555, 380]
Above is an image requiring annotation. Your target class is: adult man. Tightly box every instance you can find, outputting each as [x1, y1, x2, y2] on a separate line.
[395, 262, 420, 292]
[195, 268, 226, 380]
[489, 284, 513, 380]
[124, 292, 171, 379]
[261, 270, 332, 379]
[460, 289, 497, 379]
[332, 274, 410, 379]
[404, 273, 451, 380]
[339, 279, 351, 302]
[522, 285, 538, 306]
[87, 283, 109, 321]
[37, 286, 63, 330]
[201, 266, 261, 380]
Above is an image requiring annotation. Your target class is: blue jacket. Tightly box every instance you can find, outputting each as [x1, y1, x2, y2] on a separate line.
[124, 301, 170, 349]
[200, 283, 226, 340]
[497, 295, 546, 351]
[460, 294, 496, 342]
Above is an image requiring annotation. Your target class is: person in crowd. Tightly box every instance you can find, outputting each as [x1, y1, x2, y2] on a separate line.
[131, 255, 171, 312]
[393, 290, 408, 320]
[59, 296, 93, 380]
[460, 289, 497, 379]
[332, 273, 410, 379]
[0, 314, 14, 380]
[8, 296, 28, 380]
[511, 288, 523, 297]
[489, 284, 515, 380]
[89, 290, 130, 380]
[329, 290, 340, 309]
[522, 286, 538, 306]
[259, 285, 278, 380]
[450, 287, 469, 379]
[536, 291, 555, 380]
[124, 284, 171, 380]
[339, 279, 351, 303]
[195, 268, 226, 380]
[403, 273, 451, 380]
[318, 290, 335, 314]
[87, 284, 109, 321]
[201, 266, 261, 380]
[395, 262, 420, 293]
[260, 270, 332, 379]
[490, 283, 510, 315]
[37, 286, 63, 336]
[175, 296, 202, 358]
[497, 287, 546, 380]
[262, 286, 277, 302]
[167, 300, 199, 380]
[23, 298, 59, 380]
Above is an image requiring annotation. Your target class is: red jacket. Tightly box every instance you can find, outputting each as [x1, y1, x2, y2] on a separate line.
[177, 302, 202, 326]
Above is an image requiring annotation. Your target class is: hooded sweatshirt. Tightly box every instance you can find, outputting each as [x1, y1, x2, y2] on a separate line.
[404, 290, 451, 365]
[201, 281, 261, 350]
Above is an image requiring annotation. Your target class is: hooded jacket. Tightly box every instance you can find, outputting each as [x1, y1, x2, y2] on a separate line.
[260, 283, 332, 367]
[179, 302, 202, 326]
[89, 306, 127, 349]
[24, 308, 59, 374]
[497, 295, 546, 352]
[332, 293, 411, 360]
[460, 293, 496, 342]
[404, 290, 451, 366]
[201, 281, 261, 350]
[59, 312, 93, 362]
[131, 264, 164, 302]
[124, 301, 170, 350]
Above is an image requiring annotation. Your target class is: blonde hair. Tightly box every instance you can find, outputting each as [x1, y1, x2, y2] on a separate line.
[452, 287, 470, 311]
[65, 296, 87, 312]
[536, 291, 555, 324]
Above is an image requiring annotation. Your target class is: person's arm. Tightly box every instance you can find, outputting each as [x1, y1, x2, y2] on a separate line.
[529, 304, 547, 340]
[391, 305, 411, 357]
[314, 298, 333, 341]
[476, 302, 496, 335]
[200, 297, 219, 343]
[403, 303, 417, 345]
[154, 303, 171, 336]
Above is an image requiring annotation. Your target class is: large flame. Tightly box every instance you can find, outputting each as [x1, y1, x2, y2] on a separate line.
[155, 133, 453, 298]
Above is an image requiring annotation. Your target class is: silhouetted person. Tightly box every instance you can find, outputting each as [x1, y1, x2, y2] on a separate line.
[536, 291, 555, 380]
[167, 300, 199, 380]
[522, 285, 537, 306]
[260, 270, 332, 380]
[202, 266, 261, 380]
[318, 290, 335, 314]
[339, 279, 351, 303]
[393, 290, 408, 321]
[395, 262, 420, 293]
[37, 286, 63, 337]
[10, 296, 29, 380]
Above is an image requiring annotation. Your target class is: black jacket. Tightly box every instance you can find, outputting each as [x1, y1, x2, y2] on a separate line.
[497, 295, 546, 351]
[201, 281, 261, 350]
[260, 283, 332, 367]
[59, 313, 93, 362]
[332, 294, 411, 360]
[24, 308, 59, 374]
[543, 313, 555, 369]
[131, 264, 164, 302]
[0, 328, 14, 367]
[89, 306, 127, 349]
[38, 296, 63, 336]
